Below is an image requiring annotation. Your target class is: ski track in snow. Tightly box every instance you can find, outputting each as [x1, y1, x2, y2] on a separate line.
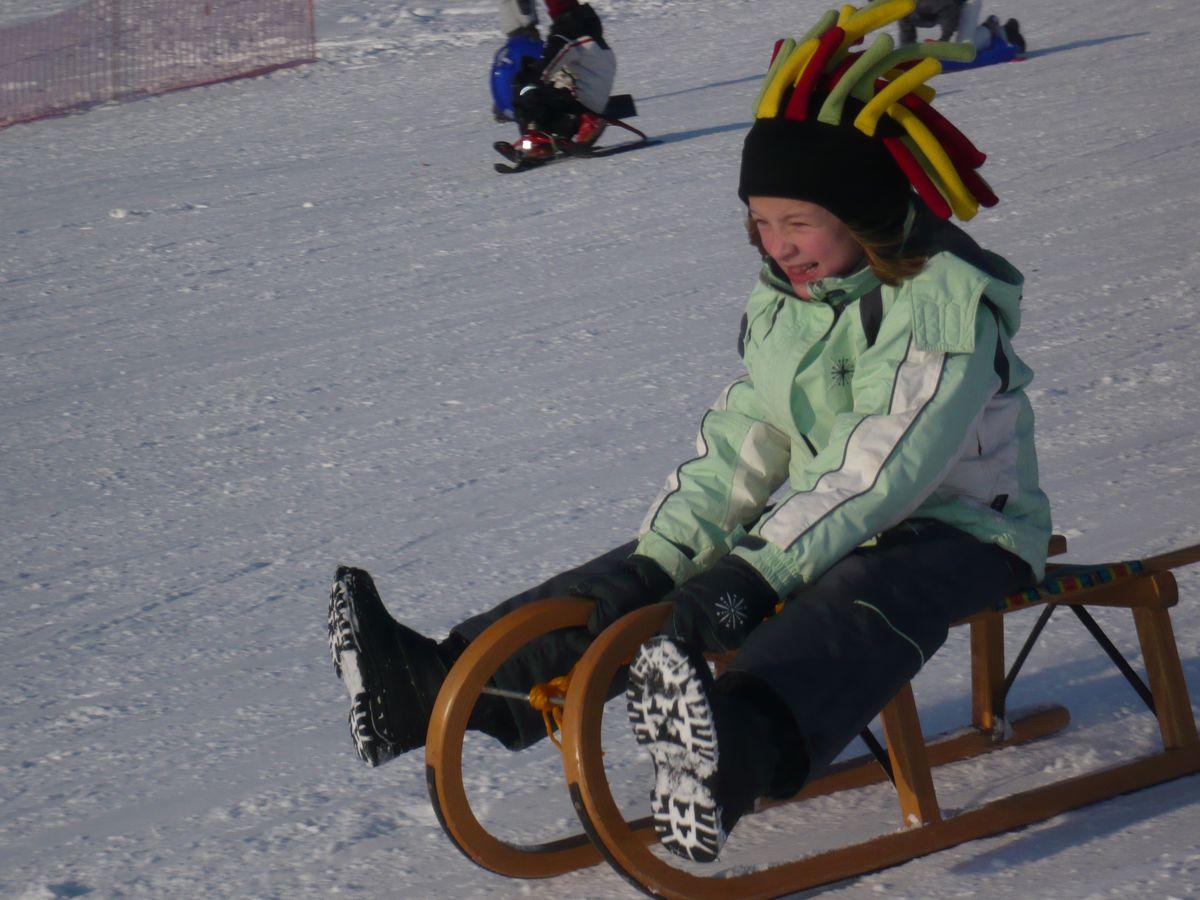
[3, 0, 1200, 897]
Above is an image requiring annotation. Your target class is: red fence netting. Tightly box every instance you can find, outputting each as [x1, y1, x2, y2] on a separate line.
[1, 0, 316, 129]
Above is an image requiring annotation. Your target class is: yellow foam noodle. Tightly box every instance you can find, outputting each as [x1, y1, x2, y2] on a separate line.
[854, 56, 940, 136]
[892, 106, 979, 219]
[817, 33, 893, 125]
[832, 1, 918, 72]
[837, 5, 857, 26]
[755, 8, 841, 117]
[756, 38, 820, 118]
[752, 37, 797, 115]
[882, 70, 935, 101]
[899, 133, 953, 207]
[841, 0, 916, 45]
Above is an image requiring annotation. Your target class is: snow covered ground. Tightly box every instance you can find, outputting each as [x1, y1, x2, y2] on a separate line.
[3, 0, 1200, 896]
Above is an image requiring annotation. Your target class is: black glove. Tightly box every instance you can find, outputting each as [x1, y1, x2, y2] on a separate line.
[663, 556, 779, 653]
[570, 555, 675, 635]
[513, 55, 542, 88]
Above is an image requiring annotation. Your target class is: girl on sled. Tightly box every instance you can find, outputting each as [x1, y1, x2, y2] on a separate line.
[328, 5, 1052, 864]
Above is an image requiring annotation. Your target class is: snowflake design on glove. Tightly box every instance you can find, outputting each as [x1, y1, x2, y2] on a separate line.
[714, 592, 748, 630]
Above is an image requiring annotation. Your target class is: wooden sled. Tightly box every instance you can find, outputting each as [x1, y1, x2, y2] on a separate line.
[426, 536, 1200, 896]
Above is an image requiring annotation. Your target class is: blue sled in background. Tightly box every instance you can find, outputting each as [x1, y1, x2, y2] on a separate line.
[942, 38, 1023, 71]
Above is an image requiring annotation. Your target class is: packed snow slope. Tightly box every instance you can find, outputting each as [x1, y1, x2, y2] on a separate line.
[3, 0, 1200, 896]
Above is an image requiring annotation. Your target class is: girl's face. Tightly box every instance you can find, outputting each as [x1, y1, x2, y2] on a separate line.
[748, 196, 865, 298]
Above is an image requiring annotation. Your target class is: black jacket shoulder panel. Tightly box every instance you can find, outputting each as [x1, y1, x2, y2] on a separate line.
[908, 203, 1008, 280]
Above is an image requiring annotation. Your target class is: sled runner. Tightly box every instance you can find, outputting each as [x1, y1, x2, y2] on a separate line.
[493, 117, 662, 173]
[425, 535, 1200, 895]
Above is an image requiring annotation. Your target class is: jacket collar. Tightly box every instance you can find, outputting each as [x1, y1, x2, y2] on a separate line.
[761, 257, 881, 306]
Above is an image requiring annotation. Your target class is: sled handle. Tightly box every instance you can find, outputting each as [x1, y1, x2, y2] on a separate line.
[604, 116, 649, 142]
[1141, 540, 1200, 573]
[1046, 538, 1200, 576]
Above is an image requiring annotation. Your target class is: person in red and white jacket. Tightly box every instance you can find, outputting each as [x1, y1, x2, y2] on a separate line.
[510, 0, 616, 157]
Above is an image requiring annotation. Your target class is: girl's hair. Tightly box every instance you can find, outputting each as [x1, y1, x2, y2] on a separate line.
[744, 211, 927, 287]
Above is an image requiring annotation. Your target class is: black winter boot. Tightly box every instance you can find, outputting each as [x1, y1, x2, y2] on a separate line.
[328, 566, 515, 766]
[1003, 18, 1026, 53]
[626, 637, 801, 862]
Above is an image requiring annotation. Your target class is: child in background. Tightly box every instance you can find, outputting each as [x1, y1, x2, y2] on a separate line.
[506, 0, 615, 157]
[900, 0, 1024, 53]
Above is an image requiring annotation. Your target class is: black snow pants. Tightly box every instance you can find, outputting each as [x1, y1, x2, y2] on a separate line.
[450, 540, 637, 748]
[450, 519, 1033, 780]
[723, 519, 1033, 794]
[512, 82, 587, 138]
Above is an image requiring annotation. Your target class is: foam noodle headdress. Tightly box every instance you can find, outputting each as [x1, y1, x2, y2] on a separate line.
[737, 0, 994, 226]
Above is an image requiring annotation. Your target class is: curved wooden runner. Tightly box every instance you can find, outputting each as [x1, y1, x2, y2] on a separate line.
[423, 598, 658, 878]
[422, 595, 1068, 882]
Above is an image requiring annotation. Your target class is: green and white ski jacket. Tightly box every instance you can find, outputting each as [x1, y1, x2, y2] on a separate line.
[633, 212, 1053, 599]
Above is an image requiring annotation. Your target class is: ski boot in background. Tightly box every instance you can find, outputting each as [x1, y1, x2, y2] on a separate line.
[493, 130, 559, 171]
[1003, 17, 1026, 54]
[570, 112, 607, 151]
[512, 130, 558, 160]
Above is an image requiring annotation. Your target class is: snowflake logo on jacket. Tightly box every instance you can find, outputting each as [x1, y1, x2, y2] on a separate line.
[831, 357, 854, 387]
[714, 592, 748, 629]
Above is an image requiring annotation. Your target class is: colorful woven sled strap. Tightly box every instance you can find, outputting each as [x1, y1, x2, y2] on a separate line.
[529, 668, 574, 749]
[752, 0, 997, 221]
[999, 561, 1146, 612]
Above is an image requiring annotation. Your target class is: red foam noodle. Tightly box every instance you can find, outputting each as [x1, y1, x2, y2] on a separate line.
[883, 136, 952, 219]
[769, 38, 786, 66]
[959, 165, 999, 207]
[784, 26, 846, 121]
[898, 94, 988, 169]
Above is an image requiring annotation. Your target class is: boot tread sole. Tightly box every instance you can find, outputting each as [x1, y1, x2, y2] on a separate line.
[627, 636, 725, 863]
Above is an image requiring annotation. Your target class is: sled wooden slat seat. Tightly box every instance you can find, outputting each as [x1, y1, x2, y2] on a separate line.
[425, 535, 1200, 897]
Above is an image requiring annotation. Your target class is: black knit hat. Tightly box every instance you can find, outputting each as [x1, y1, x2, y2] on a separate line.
[740, 4, 999, 225]
[738, 112, 912, 233]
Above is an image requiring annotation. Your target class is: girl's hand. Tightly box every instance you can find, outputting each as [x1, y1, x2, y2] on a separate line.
[664, 557, 779, 653]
